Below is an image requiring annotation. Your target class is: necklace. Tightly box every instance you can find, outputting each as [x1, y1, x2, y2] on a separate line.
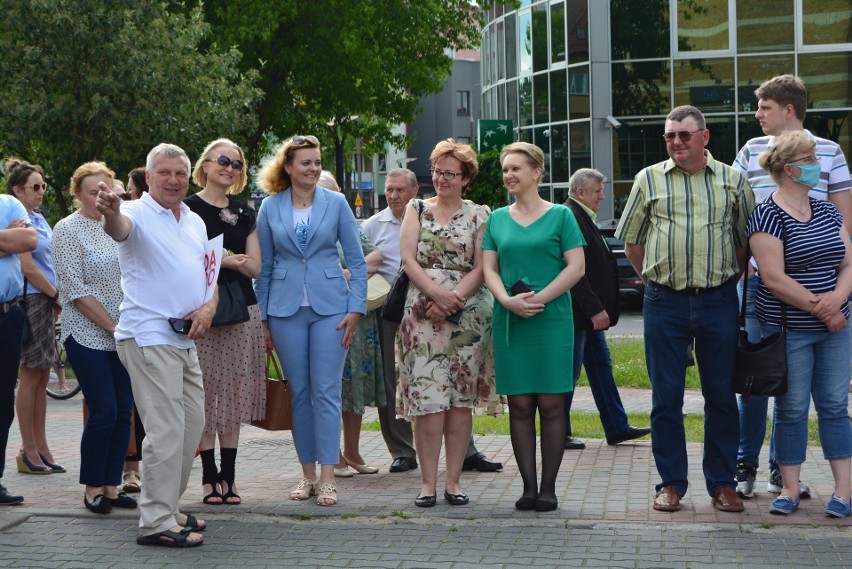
[778, 192, 809, 216]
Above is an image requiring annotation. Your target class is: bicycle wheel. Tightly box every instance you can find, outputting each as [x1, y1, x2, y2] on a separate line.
[46, 325, 80, 400]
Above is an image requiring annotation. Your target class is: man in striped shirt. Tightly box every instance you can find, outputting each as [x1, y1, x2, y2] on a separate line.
[616, 105, 755, 514]
[732, 74, 852, 501]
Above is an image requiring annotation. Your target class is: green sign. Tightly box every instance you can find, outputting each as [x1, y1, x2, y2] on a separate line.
[478, 119, 513, 152]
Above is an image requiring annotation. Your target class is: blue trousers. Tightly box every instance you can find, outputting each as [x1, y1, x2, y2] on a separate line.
[564, 329, 630, 438]
[0, 305, 25, 480]
[644, 280, 740, 497]
[268, 307, 347, 465]
[65, 335, 133, 487]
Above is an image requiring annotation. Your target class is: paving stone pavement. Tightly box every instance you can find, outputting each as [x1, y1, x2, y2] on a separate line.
[1, 389, 850, 567]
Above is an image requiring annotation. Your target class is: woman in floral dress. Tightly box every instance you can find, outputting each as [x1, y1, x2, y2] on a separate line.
[396, 139, 497, 508]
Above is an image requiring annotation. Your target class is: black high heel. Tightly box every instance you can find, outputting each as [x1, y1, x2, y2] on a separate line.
[39, 453, 65, 473]
[16, 452, 52, 475]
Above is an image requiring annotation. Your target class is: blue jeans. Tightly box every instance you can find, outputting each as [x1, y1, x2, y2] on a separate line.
[763, 322, 852, 465]
[565, 329, 629, 438]
[268, 307, 347, 465]
[644, 280, 740, 497]
[65, 335, 134, 487]
[0, 305, 25, 480]
[735, 275, 774, 468]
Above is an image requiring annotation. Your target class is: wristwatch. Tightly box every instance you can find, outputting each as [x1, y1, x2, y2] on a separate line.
[51, 291, 60, 302]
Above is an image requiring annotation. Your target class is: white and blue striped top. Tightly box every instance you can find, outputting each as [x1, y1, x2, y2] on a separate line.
[747, 198, 849, 330]
[733, 130, 852, 205]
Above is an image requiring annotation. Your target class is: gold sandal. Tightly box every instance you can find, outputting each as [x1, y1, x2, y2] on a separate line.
[315, 482, 337, 506]
[289, 478, 316, 501]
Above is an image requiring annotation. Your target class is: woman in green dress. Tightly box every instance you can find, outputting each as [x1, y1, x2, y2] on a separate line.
[482, 142, 586, 512]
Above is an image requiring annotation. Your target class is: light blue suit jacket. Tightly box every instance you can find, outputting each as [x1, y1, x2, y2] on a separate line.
[255, 187, 367, 319]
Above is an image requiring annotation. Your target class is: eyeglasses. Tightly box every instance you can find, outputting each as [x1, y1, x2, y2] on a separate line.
[24, 183, 47, 192]
[662, 129, 705, 142]
[205, 155, 244, 171]
[430, 167, 463, 180]
[292, 135, 320, 147]
[788, 154, 819, 165]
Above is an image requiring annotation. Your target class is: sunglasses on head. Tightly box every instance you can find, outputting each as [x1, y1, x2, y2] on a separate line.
[662, 129, 705, 143]
[291, 135, 320, 147]
[205, 155, 243, 171]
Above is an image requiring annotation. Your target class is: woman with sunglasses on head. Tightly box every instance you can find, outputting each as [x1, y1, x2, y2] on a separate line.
[6, 158, 64, 476]
[53, 161, 137, 513]
[255, 136, 366, 506]
[184, 139, 266, 506]
[396, 139, 498, 508]
[748, 131, 852, 517]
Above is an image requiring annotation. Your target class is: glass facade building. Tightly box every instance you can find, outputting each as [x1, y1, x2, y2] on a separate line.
[481, 0, 852, 219]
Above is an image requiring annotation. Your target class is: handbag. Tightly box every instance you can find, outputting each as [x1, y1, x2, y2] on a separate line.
[250, 351, 294, 431]
[382, 200, 424, 324]
[211, 277, 250, 327]
[366, 274, 391, 311]
[733, 211, 788, 403]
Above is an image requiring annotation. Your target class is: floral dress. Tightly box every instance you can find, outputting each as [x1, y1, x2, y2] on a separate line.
[395, 199, 498, 418]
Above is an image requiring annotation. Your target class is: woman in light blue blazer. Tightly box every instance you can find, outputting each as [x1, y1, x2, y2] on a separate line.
[255, 135, 367, 507]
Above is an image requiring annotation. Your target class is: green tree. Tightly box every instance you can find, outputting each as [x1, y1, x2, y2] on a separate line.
[467, 149, 509, 211]
[195, 0, 496, 189]
[0, 0, 260, 221]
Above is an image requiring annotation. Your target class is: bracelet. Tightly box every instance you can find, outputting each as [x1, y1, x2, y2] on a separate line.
[51, 291, 60, 302]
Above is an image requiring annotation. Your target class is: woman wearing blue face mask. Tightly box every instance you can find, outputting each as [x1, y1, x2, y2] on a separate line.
[747, 130, 852, 518]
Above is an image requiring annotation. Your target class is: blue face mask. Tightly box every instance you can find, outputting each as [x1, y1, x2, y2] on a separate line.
[787, 162, 821, 188]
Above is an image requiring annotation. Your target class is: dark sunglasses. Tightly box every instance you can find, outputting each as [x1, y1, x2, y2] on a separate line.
[662, 129, 705, 143]
[25, 183, 47, 192]
[291, 135, 320, 147]
[205, 155, 244, 171]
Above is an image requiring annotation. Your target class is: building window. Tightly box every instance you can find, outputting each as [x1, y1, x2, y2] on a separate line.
[802, 0, 852, 47]
[457, 91, 470, 116]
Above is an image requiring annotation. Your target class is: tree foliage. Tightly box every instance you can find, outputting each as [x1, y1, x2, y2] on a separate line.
[195, 0, 494, 185]
[468, 149, 509, 211]
[0, 0, 261, 221]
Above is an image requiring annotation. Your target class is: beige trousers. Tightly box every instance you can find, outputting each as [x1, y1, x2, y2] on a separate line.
[117, 339, 205, 536]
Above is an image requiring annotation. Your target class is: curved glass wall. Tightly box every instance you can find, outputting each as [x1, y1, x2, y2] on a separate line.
[482, 0, 852, 219]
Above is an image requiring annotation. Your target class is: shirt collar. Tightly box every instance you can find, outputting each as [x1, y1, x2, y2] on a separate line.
[569, 196, 597, 222]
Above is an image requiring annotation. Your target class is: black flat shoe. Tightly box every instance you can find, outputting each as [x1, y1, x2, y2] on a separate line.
[84, 494, 112, 514]
[414, 494, 436, 508]
[535, 498, 558, 512]
[461, 453, 503, 472]
[606, 425, 651, 446]
[444, 490, 469, 506]
[515, 496, 537, 510]
[563, 436, 586, 450]
[390, 457, 418, 473]
[107, 492, 137, 509]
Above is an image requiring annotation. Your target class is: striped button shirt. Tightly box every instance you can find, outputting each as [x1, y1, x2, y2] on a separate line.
[747, 199, 849, 330]
[733, 130, 852, 205]
[616, 151, 755, 290]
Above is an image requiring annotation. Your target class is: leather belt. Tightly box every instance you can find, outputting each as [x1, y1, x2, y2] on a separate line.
[0, 297, 20, 314]
[652, 278, 736, 297]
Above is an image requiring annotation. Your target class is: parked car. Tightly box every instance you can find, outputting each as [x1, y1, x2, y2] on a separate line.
[597, 219, 645, 300]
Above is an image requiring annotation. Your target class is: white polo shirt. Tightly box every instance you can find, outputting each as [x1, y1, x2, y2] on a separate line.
[114, 192, 209, 349]
[361, 207, 403, 284]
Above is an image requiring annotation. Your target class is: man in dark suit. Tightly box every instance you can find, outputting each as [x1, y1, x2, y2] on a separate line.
[563, 169, 650, 450]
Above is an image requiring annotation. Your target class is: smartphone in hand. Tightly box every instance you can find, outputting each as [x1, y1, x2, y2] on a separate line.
[168, 317, 193, 335]
[509, 279, 532, 295]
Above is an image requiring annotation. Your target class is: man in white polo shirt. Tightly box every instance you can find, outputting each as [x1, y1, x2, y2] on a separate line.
[97, 143, 217, 548]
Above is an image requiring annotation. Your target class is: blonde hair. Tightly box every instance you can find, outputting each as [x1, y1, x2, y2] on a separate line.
[318, 170, 340, 192]
[69, 161, 115, 210]
[500, 142, 545, 171]
[758, 131, 815, 183]
[257, 135, 321, 195]
[192, 138, 247, 195]
[430, 138, 479, 191]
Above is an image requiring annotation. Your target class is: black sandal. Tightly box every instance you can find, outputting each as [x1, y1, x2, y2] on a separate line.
[136, 527, 203, 548]
[219, 476, 242, 505]
[202, 482, 223, 505]
[182, 514, 206, 532]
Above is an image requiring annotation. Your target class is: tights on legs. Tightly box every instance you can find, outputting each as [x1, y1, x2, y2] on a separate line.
[508, 393, 566, 503]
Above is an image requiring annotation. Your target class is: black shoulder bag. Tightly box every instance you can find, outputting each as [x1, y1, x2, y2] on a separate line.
[734, 211, 788, 403]
[382, 199, 424, 324]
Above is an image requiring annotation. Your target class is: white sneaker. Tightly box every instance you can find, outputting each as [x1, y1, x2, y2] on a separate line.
[735, 462, 757, 499]
[766, 467, 810, 498]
